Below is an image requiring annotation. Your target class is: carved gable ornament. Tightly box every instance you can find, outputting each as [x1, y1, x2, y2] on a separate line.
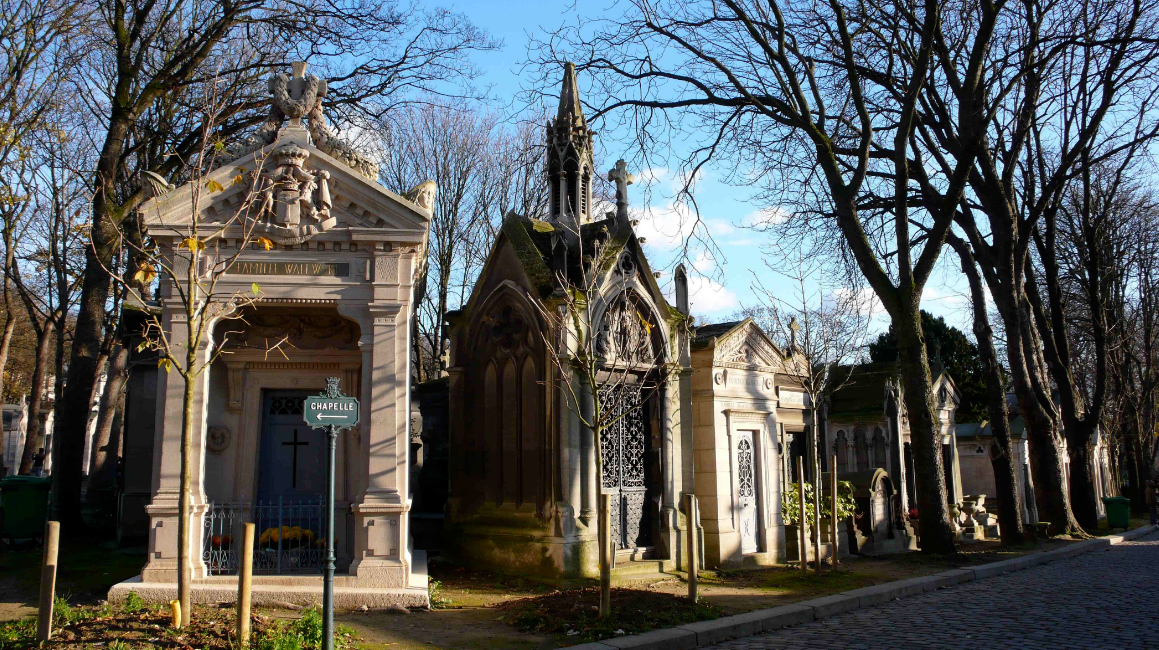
[716, 322, 782, 370]
[596, 292, 661, 366]
[249, 143, 336, 244]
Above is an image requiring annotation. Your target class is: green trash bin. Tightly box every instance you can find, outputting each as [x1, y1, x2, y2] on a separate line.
[0, 475, 52, 540]
[1102, 496, 1131, 532]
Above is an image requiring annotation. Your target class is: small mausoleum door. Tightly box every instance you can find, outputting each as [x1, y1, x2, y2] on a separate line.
[735, 430, 759, 554]
[257, 390, 324, 501]
[599, 385, 652, 551]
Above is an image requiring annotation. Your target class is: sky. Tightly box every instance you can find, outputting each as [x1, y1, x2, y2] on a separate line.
[448, 1, 979, 341]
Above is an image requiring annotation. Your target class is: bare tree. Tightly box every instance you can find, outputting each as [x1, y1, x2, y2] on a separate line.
[946, 233, 1025, 545]
[11, 124, 87, 475]
[54, 0, 498, 530]
[752, 255, 873, 569]
[379, 104, 499, 382]
[0, 0, 81, 426]
[529, 0, 984, 552]
[102, 79, 283, 626]
[908, 0, 1159, 535]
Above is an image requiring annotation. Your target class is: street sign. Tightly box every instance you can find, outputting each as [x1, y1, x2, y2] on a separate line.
[305, 383, 359, 428]
[302, 376, 357, 650]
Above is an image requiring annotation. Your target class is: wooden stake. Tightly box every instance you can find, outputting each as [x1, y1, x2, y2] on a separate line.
[831, 454, 840, 568]
[599, 493, 611, 617]
[237, 523, 255, 647]
[685, 493, 698, 602]
[36, 521, 59, 642]
[797, 457, 807, 576]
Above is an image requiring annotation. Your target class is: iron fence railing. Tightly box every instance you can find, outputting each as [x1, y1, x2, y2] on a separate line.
[203, 497, 332, 575]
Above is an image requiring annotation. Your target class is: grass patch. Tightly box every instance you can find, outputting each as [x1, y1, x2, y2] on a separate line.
[496, 587, 722, 644]
[0, 602, 358, 649]
[0, 542, 144, 605]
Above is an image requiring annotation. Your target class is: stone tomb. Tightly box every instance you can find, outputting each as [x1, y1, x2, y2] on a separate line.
[689, 318, 792, 568]
[110, 62, 432, 608]
[443, 65, 695, 577]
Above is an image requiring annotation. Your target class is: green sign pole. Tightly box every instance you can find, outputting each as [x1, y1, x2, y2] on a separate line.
[305, 378, 359, 650]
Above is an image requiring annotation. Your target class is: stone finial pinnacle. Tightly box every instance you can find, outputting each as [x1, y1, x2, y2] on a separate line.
[557, 62, 586, 127]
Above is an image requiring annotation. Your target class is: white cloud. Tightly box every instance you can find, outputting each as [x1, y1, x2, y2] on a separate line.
[688, 275, 739, 316]
[637, 166, 669, 186]
[633, 202, 699, 252]
[739, 206, 789, 229]
[921, 285, 967, 308]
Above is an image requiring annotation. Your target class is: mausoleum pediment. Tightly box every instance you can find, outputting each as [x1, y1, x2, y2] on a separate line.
[139, 131, 431, 245]
[707, 319, 787, 372]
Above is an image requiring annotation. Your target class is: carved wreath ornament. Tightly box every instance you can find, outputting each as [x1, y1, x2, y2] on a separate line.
[207, 427, 231, 453]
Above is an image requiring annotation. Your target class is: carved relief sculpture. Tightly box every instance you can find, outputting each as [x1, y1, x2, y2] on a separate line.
[228, 61, 379, 180]
[250, 144, 335, 244]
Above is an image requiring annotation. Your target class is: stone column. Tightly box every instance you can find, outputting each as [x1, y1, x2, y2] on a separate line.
[141, 303, 211, 582]
[348, 301, 410, 586]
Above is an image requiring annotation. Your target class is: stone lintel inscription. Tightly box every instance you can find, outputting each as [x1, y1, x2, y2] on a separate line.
[227, 261, 350, 277]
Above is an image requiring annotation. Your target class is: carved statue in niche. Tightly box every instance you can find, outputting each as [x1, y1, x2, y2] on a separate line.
[218, 312, 359, 351]
[595, 294, 656, 365]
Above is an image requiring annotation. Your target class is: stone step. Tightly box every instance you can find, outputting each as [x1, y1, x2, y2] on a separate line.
[610, 558, 675, 578]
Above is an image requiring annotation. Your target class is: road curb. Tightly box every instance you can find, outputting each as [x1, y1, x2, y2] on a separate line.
[568, 525, 1158, 649]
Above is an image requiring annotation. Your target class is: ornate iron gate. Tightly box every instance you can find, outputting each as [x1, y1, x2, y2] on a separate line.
[598, 385, 651, 550]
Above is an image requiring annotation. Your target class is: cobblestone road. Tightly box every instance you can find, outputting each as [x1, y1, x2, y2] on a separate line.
[710, 529, 1159, 650]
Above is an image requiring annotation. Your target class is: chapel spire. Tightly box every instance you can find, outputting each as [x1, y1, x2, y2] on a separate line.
[547, 62, 595, 231]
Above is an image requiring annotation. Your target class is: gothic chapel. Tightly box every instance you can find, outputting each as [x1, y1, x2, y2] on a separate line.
[444, 64, 697, 576]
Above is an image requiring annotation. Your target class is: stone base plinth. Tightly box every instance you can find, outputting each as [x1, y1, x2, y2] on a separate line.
[110, 551, 429, 610]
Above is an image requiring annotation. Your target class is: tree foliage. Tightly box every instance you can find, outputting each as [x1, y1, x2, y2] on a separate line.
[869, 311, 990, 424]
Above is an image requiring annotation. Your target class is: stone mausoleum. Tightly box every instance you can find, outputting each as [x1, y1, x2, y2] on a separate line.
[110, 62, 432, 607]
[443, 64, 696, 577]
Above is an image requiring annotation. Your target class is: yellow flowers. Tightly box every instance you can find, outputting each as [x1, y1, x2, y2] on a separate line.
[255, 236, 275, 251]
[132, 261, 157, 284]
[258, 526, 316, 545]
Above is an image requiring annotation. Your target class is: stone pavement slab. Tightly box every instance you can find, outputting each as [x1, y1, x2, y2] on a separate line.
[707, 528, 1159, 649]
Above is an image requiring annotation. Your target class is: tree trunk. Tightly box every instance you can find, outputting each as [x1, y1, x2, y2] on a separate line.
[178, 363, 195, 628]
[894, 312, 957, 553]
[52, 237, 114, 530]
[1008, 362, 1076, 534]
[1065, 428, 1101, 531]
[950, 236, 1024, 544]
[808, 409, 822, 571]
[87, 343, 129, 504]
[18, 323, 55, 475]
[0, 303, 16, 403]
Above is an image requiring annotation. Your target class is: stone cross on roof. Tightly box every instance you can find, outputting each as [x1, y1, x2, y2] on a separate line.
[608, 159, 634, 223]
[789, 317, 800, 349]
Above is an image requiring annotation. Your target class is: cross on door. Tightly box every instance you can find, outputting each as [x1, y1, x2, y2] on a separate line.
[282, 428, 310, 488]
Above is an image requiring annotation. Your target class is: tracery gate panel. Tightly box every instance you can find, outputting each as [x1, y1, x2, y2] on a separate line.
[598, 385, 651, 550]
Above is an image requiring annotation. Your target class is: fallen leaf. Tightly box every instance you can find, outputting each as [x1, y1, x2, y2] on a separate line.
[255, 236, 274, 251]
[205, 178, 224, 192]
